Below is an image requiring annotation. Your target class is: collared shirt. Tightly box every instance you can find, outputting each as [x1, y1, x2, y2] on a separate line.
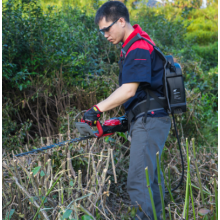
[119, 24, 168, 117]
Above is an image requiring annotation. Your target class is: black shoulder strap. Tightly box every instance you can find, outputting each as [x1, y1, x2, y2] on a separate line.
[121, 33, 156, 59]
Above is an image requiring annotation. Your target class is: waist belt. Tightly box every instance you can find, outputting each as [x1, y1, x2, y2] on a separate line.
[128, 97, 166, 122]
[127, 95, 167, 130]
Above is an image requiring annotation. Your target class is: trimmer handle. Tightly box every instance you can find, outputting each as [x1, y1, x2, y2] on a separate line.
[80, 116, 128, 138]
[94, 120, 104, 138]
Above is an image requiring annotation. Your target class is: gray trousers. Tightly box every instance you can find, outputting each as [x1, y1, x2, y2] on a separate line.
[127, 116, 171, 220]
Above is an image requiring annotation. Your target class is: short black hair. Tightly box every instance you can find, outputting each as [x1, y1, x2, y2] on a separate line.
[95, 1, 130, 25]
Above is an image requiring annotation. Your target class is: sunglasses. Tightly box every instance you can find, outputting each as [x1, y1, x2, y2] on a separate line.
[99, 18, 119, 35]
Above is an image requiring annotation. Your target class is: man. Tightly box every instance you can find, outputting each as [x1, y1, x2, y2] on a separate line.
[83, 1, 171, 219]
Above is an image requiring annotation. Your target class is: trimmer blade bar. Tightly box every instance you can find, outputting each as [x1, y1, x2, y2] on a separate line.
[75, 122, 96, 137]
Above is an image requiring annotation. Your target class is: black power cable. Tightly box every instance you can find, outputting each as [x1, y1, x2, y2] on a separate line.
[165, 113, 184, 193]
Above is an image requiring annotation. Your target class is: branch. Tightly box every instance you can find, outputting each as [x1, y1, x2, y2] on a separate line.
[12, 176, 50, 220]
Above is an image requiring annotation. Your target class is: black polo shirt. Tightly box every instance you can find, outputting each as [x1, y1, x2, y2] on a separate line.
[119, 24, 168, 117]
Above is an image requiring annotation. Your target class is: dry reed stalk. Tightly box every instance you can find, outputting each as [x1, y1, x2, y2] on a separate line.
[67, 128, 76, 178]
[2, 191, 8, 206]
[100, 149, 103, 161]
[2, 183, 16, 211]
[12, 150, 15, 158]
[86, 152, 110, 214]
[79, 169, 88, 206]
[39, 187, 42, 197]
[46, 159, 51, 176]
[99, 195, 107, 218]
[86, 165, 97, 207]
[2, 173, 8, 202]
[58, 182, 61, 205]
[105, 204, 116, 220]
[13, 159, 23, 208]
[110, 149, 117, 183]
[25, 144, 30, 152]
[77, 170, 82, 197]
[39, 186, 45, 210]
[105, 148, 111, 172]
[67, 174, 72, 200]
[30, 172, 39, 194]
[34, 175, 40, 190]
[61, 186, 64, 205]
[12, 176, 50, 220]
[105, 175, 111, 184]
[45, 159, 52, 189]
[42, 161, 48, 192]
[17, 148, 26, 165]
[101, 168, 108, 189]
[59, 134, 63, 142]
[88, 157, 98, 208]
[77, 142, 81, 150]
[64, 146, 68, 169]
[41, 137, 44, 146]
[214, 176, 218, 219]
[67, 150, 74, 177]
[88, 197, 111, 220]
[96, 160, 102, 174]
[4, 159, 19, 178]
[59, 134, 66, 178]
[103, 180, 111, 206]
[19, 147, 23, 154]
[39, 169, 44, 192]
[36, 160, 41, 182]
[49, 137, 53, 155]
[86, 138, 97, 183]
[84, 150, 110, 210]
[79, 204, 95, 219]
[91, 156, 105, 207]
[42, 159, 51, 191]
[43, 154, 48, 167]
[92, 156, 100, 184]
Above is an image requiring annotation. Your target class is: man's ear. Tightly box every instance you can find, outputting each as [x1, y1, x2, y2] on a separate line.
[118, 17, 126, 28]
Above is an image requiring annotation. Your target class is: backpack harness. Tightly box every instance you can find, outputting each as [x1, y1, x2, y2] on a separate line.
[119, 33, 186, 125]
[119, 33, 186, 192]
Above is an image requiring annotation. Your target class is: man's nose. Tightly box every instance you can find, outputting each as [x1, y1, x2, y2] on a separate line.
[104, 32, 109, 38]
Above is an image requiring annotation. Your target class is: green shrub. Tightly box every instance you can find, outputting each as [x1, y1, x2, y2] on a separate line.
[2, 98, 32, 152]
[192, 42, 218, 69]
[2, 0, 218, 150]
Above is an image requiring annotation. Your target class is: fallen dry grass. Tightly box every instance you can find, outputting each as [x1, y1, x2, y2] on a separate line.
[2, 119, 218, 220]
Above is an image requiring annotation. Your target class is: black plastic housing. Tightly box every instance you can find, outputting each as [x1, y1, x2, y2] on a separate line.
[166, 62, 186, 114]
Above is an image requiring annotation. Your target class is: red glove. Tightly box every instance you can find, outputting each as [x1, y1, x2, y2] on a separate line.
[83, 105, 103, 126]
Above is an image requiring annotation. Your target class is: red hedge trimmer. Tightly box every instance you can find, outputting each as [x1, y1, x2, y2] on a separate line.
[14, 112, 128, 158]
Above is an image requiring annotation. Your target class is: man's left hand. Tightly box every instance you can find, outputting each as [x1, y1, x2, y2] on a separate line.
[83, 105, 103, 126]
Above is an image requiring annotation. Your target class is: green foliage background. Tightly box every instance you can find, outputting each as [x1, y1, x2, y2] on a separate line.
[2, 0, 218, 152]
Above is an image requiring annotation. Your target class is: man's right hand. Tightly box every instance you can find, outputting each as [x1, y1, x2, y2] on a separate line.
[83, 105, 103, 126]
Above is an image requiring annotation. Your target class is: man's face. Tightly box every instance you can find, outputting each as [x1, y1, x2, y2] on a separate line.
[98, 17, 125, 45]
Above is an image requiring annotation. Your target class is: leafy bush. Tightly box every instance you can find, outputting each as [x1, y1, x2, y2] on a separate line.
[2, 98, 33, 152]
[192, 42, 218, 69]
[183, 5, 218, 45]
[2, 0, 218, 150]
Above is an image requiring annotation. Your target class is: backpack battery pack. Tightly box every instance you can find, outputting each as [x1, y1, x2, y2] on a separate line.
[165, 55, 186, 114]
